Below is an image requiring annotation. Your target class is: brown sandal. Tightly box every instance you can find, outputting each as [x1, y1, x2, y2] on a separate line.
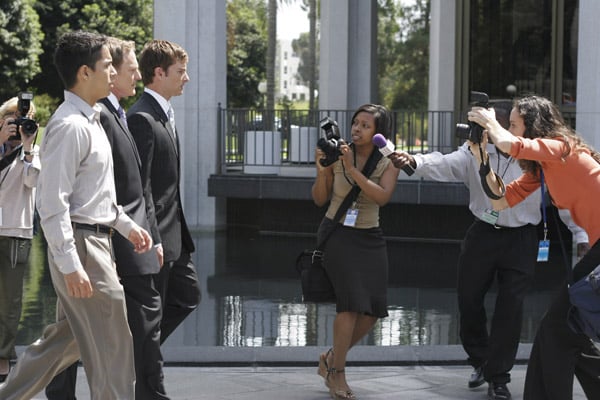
[318, 348, 333, 382]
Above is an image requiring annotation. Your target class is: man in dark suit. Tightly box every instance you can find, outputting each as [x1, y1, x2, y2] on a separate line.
[46, 38, 168, 400]
[128, 39, 200, 344]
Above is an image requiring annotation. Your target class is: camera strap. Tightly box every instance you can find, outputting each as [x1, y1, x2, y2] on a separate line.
[478, 145, 506, 200]
[0, 145, 21, 172]
[316, 146, 383, 250]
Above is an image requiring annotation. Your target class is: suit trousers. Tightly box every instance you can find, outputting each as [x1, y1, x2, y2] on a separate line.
[155, 251, 200, 343]
[0, 229, 135, 400]
[457, 220, 538, 384]
[0, 237, 31, 360]
[523, 239, 600, 400]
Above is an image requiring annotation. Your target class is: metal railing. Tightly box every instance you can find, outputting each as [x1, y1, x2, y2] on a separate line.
[216, 106, 578, 175]
[217, 106, 457, 174]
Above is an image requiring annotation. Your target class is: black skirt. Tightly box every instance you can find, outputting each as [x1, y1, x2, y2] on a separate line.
[318, 218, 389, 318]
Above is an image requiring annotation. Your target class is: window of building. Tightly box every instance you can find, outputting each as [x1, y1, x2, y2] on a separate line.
[467, 0, 578, 111]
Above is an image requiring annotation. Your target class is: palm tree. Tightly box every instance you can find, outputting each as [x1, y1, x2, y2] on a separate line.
[266, 0, 278, 119]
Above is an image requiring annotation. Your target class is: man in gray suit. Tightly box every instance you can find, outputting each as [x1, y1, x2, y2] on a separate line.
[46, 37, 168, 400]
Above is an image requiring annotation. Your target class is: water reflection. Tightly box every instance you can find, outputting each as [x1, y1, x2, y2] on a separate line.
[16, 231, 559, 348]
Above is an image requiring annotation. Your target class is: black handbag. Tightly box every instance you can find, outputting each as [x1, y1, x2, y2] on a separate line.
[568, 264, 600, 342]
[296, 147, 382, 303]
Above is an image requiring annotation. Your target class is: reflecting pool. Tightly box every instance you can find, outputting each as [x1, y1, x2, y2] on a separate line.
[16, 230, 562, 349]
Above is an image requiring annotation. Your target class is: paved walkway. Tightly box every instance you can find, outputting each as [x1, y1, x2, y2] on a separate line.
[23, 345, 586, 399]
[31, 364, 586, 400]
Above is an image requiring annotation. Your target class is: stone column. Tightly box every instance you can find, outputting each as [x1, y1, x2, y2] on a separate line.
[153, 0, 227, 231]
[319, 0, 377, 111]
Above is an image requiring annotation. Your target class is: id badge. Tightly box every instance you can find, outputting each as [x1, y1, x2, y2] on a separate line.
[480, 209, 499, 225]
[343, 208, 358, 227]
[537, 240, 550, 262]
[0, 207, 2, 225]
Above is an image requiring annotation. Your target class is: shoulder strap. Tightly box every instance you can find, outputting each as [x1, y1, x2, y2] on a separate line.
[316, 146, 383, 249]
[0, 146, 21, 172]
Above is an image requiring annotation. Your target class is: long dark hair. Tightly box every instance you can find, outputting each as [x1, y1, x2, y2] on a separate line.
[351, 104, 392, 139]
[514, 96, 600, 174]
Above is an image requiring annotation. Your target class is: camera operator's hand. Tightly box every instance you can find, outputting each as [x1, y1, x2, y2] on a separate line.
[468, 106, 497, 128]
[0, 117, 17, 145]
[20, 124, 37, 148]
[468, 131, 489, 164]
[389, 151, 416, 171]
[314, 147, 332, 173]
[338, 140, 356, 171]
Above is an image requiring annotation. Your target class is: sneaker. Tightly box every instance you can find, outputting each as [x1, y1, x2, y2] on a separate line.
[468, 365, 485, 388]
[488, 382, 512, 400]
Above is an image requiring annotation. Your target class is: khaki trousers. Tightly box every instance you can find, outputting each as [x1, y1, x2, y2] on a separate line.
[0, 229, 135, 400]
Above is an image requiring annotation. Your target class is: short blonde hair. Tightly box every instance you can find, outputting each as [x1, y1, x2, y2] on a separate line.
[0, 96, 36, 120]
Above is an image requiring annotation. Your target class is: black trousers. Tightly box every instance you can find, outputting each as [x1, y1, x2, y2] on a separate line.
[457, 220, 538, 384]
[155, 251, 201, 344]
[46, 274, 166, 400]
[523, 239, 600, 400]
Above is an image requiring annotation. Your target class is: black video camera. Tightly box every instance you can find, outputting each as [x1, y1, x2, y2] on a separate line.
[455, 91, 489, 144]
[8, 92, 38, 140]
[317, 116, 343, 166]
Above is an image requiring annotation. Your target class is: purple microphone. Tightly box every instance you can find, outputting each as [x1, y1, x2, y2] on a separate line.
[372, 133, 414, 175]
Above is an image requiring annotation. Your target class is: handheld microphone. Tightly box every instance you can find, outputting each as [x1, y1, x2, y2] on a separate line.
[372, 133, 414, 175]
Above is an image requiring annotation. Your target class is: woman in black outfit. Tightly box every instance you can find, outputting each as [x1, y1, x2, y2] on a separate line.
[312, 104, 400, 399]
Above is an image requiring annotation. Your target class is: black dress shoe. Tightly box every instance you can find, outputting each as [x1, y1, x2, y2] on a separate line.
[488, 382, 512, 400]
[468, 365, 485, 388]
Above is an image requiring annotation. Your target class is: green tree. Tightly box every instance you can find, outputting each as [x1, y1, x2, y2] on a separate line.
[378, 0, 430, 110]
[0, 0, 43, 101]
[227, 0, 268, 107]
[30, 0, 153, 100]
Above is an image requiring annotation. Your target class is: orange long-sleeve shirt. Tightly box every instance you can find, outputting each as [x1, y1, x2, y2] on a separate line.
[505, 137, 600, 245]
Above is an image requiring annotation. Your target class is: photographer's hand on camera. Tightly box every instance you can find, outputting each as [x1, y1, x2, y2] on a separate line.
[0, 117, 17, 145]
[312, 147, 335, 207]
[468, 106, 514, 154]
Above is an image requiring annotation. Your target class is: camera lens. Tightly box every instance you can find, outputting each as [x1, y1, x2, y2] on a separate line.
[20, 119, 38, 135]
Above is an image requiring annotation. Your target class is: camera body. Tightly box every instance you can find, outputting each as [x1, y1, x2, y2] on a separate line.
[455, 91, 489, 144]
[317, 116, 343, 166]
[8, 92, 37, 140]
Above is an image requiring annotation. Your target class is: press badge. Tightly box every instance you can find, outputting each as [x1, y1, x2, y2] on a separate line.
[343, 203, 358, 227]
[480, 209, 499, 225]
[537, 240, 550, 262]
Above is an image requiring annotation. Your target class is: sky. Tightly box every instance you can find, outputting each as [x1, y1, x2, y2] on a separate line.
[277, 2, 309, 40]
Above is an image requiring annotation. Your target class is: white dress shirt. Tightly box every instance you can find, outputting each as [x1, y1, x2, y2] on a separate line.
[36, 91, 135, 274]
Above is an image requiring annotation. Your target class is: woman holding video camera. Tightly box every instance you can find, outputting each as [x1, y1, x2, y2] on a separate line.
[311, 104, 400, 399]
[468, 95, 600, 399]
[0, 96, 39, 382]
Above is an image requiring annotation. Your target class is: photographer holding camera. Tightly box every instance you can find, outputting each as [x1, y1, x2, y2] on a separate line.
[0, 95, 40, 383]
[390, 99, 588, 400]
[312, 104, 400, 400]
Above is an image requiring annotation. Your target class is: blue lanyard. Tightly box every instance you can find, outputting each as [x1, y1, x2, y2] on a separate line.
[540, 169, 548, 241]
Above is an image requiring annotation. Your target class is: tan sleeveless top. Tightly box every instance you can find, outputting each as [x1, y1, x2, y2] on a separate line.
[325, 156, 391, 229]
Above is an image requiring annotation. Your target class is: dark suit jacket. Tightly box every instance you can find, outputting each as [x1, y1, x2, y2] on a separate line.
[99, 98, 160, 276]
[127, 92, 195, 263]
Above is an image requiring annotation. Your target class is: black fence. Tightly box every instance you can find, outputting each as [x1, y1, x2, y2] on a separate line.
[216, 106, 577, 175]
